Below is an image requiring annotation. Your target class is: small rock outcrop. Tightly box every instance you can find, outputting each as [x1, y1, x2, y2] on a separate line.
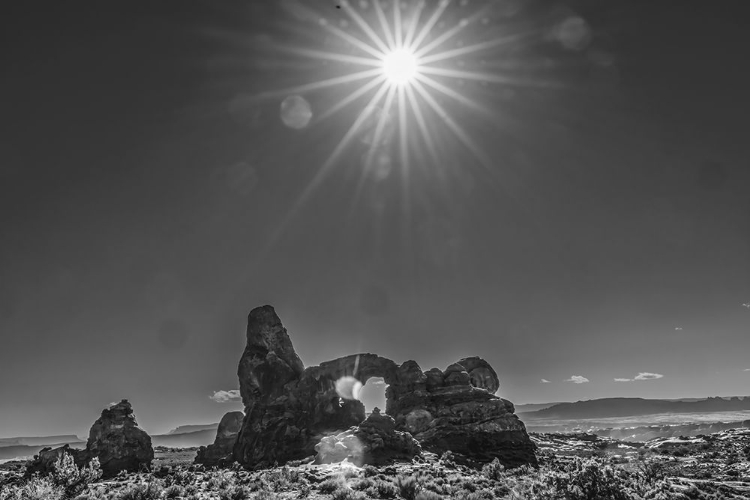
[195, 411, 244, 466]
[314, 408, 422, 465]
[85, 400, 153, 476]
[26, 400, 153, 478]
[233, 305, 536, 469]
[24, 444, 82, 476]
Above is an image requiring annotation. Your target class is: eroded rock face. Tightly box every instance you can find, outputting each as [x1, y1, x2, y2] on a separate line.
[314, 408, 421, 466]
[83, 400, 154, 477]
[387, 361, 534, 467]
[26, 400, 153, 478]
[234, 305, 536, 469]
[195, 411, 244, 466]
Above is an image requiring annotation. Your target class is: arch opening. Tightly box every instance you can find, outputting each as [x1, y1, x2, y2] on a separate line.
[357, 377, 388, 415]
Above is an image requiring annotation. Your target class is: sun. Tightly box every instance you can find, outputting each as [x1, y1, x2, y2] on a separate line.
[381, 48, 419, 86]
[250, 0, 549, 246]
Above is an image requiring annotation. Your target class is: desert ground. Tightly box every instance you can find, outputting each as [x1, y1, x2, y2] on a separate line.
[3, 428, 750, 500]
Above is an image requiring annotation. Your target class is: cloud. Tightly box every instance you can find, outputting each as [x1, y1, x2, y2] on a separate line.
[565, 375, 589, 384]
[614, 378, 632, 382]
[743, 369, 750, 372]
[210, 390, 241, 403]
[633, 372, 664, 381]
[540, 379, 551, 383]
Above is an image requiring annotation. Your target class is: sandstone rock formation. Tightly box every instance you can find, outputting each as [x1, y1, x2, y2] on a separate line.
[233, 305, 536, 469]
[195, 411, 244, 466]
[314, 408, 422, 466]
[85, 400, 154, 476]
[26, 400, 153, 478]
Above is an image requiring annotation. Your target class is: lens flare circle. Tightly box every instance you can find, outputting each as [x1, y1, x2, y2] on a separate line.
[382, 48, 419, 86]
[335, 376, 363, 400]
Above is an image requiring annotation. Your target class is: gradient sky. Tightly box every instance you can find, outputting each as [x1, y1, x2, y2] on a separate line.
[2, 0, 749, 438]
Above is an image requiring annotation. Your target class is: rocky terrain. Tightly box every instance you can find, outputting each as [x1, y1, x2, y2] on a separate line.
[3, 427, 750, 499]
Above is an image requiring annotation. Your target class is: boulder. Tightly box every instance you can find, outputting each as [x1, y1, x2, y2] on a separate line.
[26, 400, 153, 478]
[25, 444, 85, 477]
[456, 357, 500, 394]
[234, 305, 536, 469]
[314, 408, 421, 466]
[195, 411, 244, 466]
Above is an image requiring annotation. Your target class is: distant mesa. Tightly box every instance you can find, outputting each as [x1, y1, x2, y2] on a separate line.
[523, 396, 750, 420]
[26, 399, 153, 478]
[166, 423, 219, 435]
[148, 422, 220, 449]
[231, 305, 537, 469]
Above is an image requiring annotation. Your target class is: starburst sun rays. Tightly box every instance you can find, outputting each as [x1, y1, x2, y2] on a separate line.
[248, 0, 554, 248]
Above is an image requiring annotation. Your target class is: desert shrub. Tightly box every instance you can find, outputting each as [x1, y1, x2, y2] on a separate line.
[115, 481, 164, 500]
[259, 466, 300, 491]
[184, 482, 199, 496]
[672, 446, 690, 457]
[363, 465, 379, 478]
[371, 478, 397, 498]
[208, 470, 234, 490]
[351, 477, 375, 491]
[164, 484, 185, 499]
[169, 469, 195, 486]
[481, 458, 505, 481]
[219, 484, 253, 500]
[439, 451, 456, 467]
[421, 479, 451, 495]
[53, 452, 102, 498]
[331, 488, 368, 500]
[461, 480, 477, 492]
[318, 474, 347, 494]
[251, 492, 281, 500]
[5, 475, 65, 500]
[415, 491, 443, 500]
[454, 491, 496, 500]
[396, 474, 419, 500]
[72, 492, 105, 500]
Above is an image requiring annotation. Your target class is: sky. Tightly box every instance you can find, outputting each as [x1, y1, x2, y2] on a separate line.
[1, 0, 749, 438]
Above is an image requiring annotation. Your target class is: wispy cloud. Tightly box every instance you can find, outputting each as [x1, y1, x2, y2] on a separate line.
[565, 375, 589, 384]
[540, 378, 551, 384]
[743, 369, 750, 372]
[614, 372, 664, 382]
[210, 389, 241, 403]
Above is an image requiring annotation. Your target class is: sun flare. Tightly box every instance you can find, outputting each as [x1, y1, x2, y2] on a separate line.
[251, 0, 552, 246]
[382, 48, 419, 86]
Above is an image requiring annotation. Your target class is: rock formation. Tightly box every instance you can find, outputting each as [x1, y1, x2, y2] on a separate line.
[314, 408, 422, 466]
[26, 400, 153, 478]
[233, 305, 536, 469]
[195, 411, 244, 466]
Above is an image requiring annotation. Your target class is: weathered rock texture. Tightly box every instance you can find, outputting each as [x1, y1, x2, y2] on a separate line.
[314, 408, 421, 466]
[195, 411, 244, 466]
[234, 305, 536, 469]
[26, 400, 153, 478]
